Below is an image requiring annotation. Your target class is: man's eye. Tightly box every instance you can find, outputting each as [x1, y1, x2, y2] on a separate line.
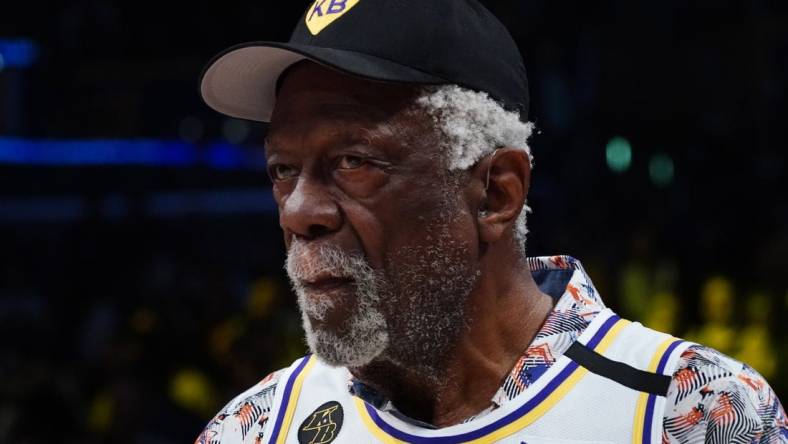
[268, 164, 299, 181]
[336, 155, 365, 170]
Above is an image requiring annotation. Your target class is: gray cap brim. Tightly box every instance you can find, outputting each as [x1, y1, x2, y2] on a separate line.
[199, 42, 447, 123]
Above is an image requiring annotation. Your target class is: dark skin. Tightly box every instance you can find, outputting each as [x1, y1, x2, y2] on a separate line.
[266, 61, 554, 427]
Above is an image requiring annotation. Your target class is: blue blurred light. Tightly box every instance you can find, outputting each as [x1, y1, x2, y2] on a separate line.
[206, 142, 244, 169]
[0, 38, 39, 69]
[0, 190, 277, 223]
[0, 197, 84, 222]
[101, 194, 130, 220]
[147, 190, 277, 218]
[0, 137, 263, 170]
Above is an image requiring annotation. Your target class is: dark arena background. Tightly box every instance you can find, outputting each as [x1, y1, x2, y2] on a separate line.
[1, 1, 786, 442]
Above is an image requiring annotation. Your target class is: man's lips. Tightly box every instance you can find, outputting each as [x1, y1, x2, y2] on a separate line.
[301, 275, 354, 292]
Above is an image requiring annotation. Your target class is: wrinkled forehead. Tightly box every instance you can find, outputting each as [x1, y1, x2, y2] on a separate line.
[266, 62, 439, 157]
[269, 61, 422, 130]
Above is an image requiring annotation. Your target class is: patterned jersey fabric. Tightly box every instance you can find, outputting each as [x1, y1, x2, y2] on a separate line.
[196, 255, 787, 444]
[196, 370, 282, 444]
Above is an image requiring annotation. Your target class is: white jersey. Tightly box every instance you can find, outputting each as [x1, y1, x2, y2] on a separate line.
[261, 309, 692, 444]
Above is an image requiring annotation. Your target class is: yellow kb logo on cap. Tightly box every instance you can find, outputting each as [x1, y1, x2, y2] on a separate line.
[305, 0, 361, 35]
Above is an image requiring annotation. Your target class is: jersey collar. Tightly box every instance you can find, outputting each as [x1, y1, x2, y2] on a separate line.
[349, 255, 607, 425]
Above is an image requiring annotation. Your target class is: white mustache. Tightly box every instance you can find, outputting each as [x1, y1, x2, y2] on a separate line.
[285, 240, 370, 285]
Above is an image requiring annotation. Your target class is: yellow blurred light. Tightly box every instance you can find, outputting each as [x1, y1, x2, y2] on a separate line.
[736, 325, 776, 378]
[619, 263, 650, 321]
[248, 277, 280, 319]
[699, 276, 733, 324]
[745, 293, 770, 323]
[685, 323, 737, 355]
[130, 308, 157, 334]
[210, 316, 247, 357]
[87, 391, 114, 433]
[170, 368, 217, 417]
[644, 292, 678, 334]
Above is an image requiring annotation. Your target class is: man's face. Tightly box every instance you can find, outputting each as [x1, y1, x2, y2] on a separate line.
[266, 62, 480, 372]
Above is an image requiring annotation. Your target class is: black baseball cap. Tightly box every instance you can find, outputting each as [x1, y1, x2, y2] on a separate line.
[200, 0, 529, 123]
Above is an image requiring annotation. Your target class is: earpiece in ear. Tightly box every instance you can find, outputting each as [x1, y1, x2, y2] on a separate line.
[478, 202, 489, 217]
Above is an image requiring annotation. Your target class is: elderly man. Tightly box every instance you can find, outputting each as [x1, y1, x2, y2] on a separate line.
[196, 1, 786, 443]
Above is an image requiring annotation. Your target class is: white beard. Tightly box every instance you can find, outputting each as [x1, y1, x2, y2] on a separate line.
[284, 187, 479, 376]
[286, 240, 389, 368]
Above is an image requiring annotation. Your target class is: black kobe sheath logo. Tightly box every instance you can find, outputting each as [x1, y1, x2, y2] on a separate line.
[298, 401, 344, 444]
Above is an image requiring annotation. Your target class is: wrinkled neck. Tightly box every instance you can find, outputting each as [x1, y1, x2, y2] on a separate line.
[352, 253, 554, 427]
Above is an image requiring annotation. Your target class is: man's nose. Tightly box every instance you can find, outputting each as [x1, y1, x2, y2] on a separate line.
[279, 176, 342, 240]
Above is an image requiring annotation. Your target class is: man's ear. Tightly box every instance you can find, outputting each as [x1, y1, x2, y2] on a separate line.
[470, 148, 531, 244]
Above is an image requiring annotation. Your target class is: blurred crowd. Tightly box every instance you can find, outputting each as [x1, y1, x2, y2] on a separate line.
[0, 218, 304, 443]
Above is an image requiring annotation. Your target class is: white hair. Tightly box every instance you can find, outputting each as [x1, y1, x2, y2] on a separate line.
[414, 85, 535, 252]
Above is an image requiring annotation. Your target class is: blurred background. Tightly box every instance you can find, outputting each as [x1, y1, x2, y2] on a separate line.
[1, 1, 786, 442]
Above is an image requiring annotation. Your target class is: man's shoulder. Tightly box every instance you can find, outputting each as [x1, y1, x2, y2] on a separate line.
[662, 343, 787, 443]
[194, 368, 287, 444]
[668, 344, 777, 407]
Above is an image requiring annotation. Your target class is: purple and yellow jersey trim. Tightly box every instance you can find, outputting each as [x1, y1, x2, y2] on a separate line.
[631, 338, 685, 444]
[266, 355, 317, 444]
[353, 315, 631, 444]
